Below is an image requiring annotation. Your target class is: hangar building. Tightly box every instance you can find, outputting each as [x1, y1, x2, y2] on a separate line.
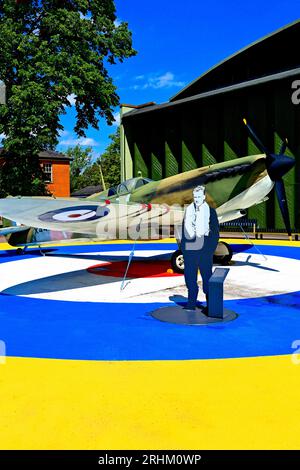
[120, 20, 300, 231]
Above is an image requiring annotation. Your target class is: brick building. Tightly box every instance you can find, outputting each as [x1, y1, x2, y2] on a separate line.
[0, 149, 71, 197]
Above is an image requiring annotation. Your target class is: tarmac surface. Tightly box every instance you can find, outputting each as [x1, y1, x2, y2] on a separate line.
[0, 238, 299, 449]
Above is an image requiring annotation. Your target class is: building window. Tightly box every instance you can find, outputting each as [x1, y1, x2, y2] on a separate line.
[43, 163, 53, 183]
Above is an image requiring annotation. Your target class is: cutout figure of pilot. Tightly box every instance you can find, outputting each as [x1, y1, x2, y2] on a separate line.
[181, 185, 219, 311]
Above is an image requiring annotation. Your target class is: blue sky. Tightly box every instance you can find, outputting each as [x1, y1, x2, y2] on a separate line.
[31, 1, 300, 156]
[109, 0, 300, 110]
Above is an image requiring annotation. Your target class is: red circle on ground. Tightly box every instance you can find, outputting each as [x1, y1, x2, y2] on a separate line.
[87, 261, 182, 278]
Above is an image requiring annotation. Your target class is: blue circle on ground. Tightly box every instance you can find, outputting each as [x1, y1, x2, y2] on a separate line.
[0, 242, 299, 361]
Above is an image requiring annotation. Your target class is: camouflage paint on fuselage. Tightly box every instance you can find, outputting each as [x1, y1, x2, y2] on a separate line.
[129, 154, 266, 207]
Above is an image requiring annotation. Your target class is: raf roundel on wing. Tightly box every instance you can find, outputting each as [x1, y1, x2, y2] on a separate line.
[38, 205, 110, 223]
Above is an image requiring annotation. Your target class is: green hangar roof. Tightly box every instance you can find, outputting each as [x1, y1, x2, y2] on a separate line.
[170, 19, 300, 101]
[122, 20, 300, 120]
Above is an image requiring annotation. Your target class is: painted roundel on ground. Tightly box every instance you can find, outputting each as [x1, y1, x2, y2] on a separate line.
[0, 242, 300, 361]
[39, 205, 110, 223]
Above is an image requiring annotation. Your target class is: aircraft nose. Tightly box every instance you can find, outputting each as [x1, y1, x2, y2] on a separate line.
[267, 154, 295, 181]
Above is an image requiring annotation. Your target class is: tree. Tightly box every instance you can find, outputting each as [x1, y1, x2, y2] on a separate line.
[97, 126, 120, 188]
[78, 162, 102, 190]
[68, 145, 104, 193]
[0, 1, 136, 195]
[67, 144, 93, 192]
[0, 152, 48, 197]
[68, 126, 120, 193]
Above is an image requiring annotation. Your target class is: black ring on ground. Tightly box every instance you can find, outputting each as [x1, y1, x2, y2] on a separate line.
[149, 306, 238, 325]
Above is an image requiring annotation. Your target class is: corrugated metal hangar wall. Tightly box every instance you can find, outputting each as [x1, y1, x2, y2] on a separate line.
[121, 21, 300, 231]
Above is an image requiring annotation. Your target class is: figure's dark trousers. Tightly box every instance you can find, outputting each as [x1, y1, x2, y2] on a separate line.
[183, 250, 213, 308]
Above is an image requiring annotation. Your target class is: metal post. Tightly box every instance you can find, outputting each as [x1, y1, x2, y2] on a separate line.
[208, 268, 229, 319]
[98, 162, 106, 191]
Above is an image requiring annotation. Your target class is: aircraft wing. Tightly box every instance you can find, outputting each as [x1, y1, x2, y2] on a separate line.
[0, 197, 184, 238]
[0, 225, 30, 236]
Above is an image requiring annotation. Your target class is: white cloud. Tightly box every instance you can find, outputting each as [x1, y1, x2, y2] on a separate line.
[59, 137, 99, 147]
[59, 129, 70, 137]
[112, 112, 120, 126]
[0, 133, 6, 140]
[135, 75, 145, 80]
[67, 94, 76, 106]
[114, 18, 121, 27]
[58, 129, 100, 148]
[79, 138, 98, 146]
[133, 72, 185, 90]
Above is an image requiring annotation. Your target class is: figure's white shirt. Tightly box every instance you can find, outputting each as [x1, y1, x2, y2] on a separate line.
[184, 201, 210, 239]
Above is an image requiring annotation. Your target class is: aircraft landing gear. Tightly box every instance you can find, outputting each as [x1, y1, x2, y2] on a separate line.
[214, 241, 233, 265]
[171, 250, 185, 274]
[170, 241, 233, 274]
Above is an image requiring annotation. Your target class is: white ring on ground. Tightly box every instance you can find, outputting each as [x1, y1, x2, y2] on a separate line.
[0, 251, 298, 304]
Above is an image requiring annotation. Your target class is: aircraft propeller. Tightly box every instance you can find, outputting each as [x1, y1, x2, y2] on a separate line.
[243, 119, 295, 236]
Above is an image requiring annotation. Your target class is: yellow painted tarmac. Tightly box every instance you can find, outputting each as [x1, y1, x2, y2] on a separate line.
[0, 355, 299, 449]
[1, 237, 300, 251]
[0, 238, 299, 449]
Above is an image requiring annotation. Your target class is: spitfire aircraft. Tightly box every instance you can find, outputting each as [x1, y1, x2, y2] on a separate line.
[0, 120, 295, 272]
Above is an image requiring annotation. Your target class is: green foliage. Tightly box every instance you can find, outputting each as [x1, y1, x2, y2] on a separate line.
[68, 126, 120, 192]
[68, 144, 92, 192]
[0, 1, 136, 195]
[78, 162, 102, 190]
[0, 151, 50, 197]
[97, 127, 120, 188]
[68, 144, 105, 192]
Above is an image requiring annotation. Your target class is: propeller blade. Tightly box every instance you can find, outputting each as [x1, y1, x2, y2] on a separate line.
[275, 179, 292, 236]
[279, 138, 288, 155]
[267, 153, 295, 181]
[242, 118, 270, 156]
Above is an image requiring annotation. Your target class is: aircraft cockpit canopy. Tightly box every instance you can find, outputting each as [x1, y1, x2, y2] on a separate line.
[108, 177, 153, 196]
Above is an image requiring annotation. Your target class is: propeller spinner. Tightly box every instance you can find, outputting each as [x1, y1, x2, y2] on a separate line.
[243, 119, 295, 236]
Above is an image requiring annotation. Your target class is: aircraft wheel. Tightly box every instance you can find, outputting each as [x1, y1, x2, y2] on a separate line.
[171, 249, 185, 273]
[213, 241, 233, 265]
[15, 248, 24, 255]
